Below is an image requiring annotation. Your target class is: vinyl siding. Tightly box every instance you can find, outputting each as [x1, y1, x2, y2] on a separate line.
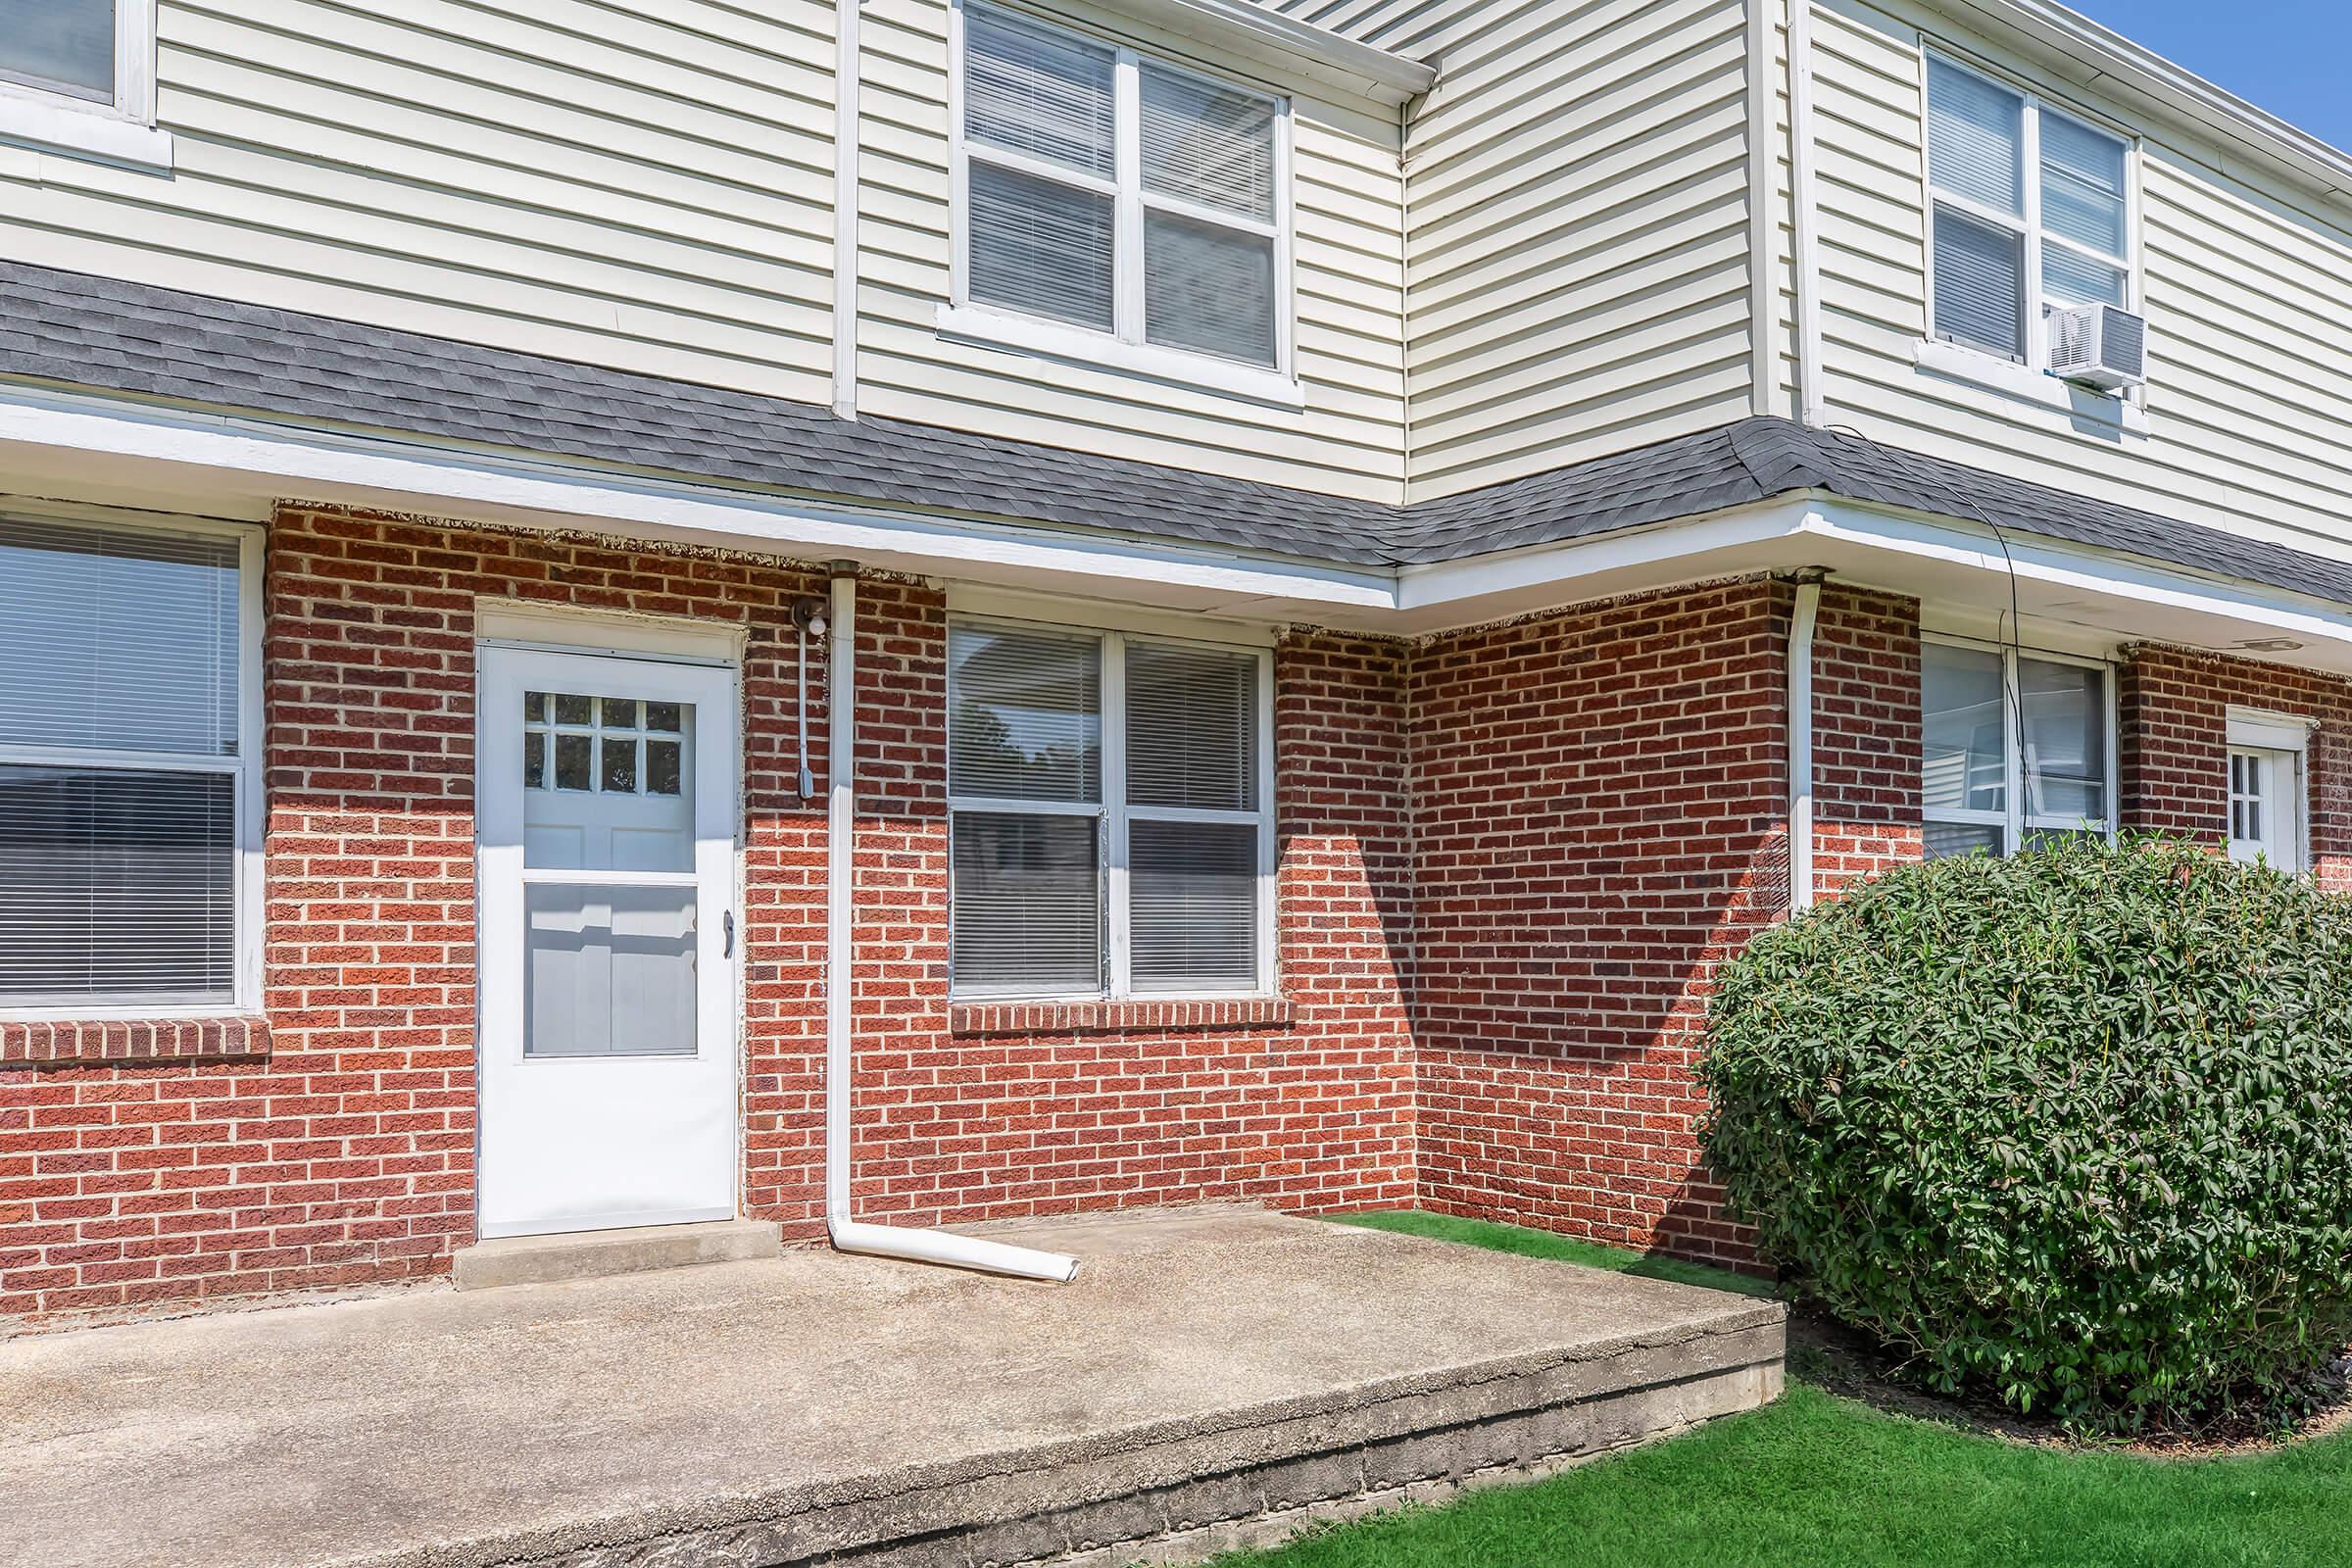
[1806, 0, 2352, 566]
[1271, 0, 1762, 504]
[850, 0, 1409, 501]
[0, 0, 843, 405]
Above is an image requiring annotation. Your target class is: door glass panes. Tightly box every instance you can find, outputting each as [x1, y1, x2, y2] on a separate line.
[523, 693, 694, 873]
[1921, 643, 2006, 814]
[526, 692, 687, 799]
[0, 0, 114, 101]
[2020, 658, 2106, 823]
[524, 884, 698, 1056]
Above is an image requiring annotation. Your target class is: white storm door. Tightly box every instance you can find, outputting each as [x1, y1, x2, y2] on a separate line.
[2228, 747, 2302, 871]
[476, 646, 739, 1239]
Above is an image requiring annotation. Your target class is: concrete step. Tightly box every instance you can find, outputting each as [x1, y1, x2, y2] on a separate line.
[451, 1218, 781, 1291]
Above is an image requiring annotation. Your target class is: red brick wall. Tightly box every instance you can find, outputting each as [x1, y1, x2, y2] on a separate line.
[1, 508, 831, 1323]
[1405, 581, 1793, 1268]
[840, 591, 1415, 1224]
[1, 510, 1416, 1323]
[2122, 644, 2352, 891]
[1811, 587, 1925, 897]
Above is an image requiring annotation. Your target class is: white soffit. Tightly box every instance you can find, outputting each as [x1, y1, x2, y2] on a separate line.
[1094, 0, 1437, 103]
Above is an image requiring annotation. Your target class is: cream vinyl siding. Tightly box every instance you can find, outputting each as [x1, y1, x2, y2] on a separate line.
[852, 0, 1407, 501]
[0, 0, 840, 406]
[1806, 0, 2352, 564]
[1271, 0, 1761, 504]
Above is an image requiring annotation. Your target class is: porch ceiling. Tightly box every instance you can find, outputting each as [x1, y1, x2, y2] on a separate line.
[0, 1206, 1782, 1568]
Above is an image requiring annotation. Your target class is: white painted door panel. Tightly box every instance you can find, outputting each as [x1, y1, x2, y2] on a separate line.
[476, 646, 738, 1239]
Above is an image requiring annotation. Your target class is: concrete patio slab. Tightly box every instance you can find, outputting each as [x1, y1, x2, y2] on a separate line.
[0, 1206, 1785, 1568]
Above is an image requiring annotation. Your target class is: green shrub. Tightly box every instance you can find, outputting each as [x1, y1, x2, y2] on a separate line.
[1700, 835, 2352, 1430]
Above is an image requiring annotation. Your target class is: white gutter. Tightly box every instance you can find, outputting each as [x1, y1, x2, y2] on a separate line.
[1786, 570, 1825, 912]
[1102, 0, 1436, 104]
[1931, 0, 2352, 210]
[1787, 0, 1826, 428]
[831, 0, 861, 420]
[822, 571, 1081, 1283]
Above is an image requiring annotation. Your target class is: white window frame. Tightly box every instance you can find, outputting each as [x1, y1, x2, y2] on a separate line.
[939, 0, 1301, 408]
[1921, 48, 2139, 384]
[1921, 633, 2119, 856]
[2227, 708, 2312, 874]
[0, 501, 263, 1020]
[946, 612, 1277, 1003]
[0, 0, 172, 171]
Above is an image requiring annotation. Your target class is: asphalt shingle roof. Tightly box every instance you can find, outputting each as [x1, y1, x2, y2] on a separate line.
[7, 258, 2351, 608]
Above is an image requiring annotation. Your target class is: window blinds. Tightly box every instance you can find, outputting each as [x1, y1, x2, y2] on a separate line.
[0, 517, 241, 758]
[0, 515, 244, 1005]
[948, 624, 1102, 803]
[0, 767, 236, 1004]
[1933, 207, 2027, 360]
[960, 5, 1281, 368]
[1928, 58, 2024, 216]
[1124, 642, 1256, 810]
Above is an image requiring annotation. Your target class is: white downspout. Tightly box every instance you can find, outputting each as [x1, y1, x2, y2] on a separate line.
[1788, 571, 1826, 912]
[823, 570, 1080, 1282]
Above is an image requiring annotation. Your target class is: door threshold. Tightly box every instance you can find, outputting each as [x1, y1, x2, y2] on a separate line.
[452, 1218, 781, 1292]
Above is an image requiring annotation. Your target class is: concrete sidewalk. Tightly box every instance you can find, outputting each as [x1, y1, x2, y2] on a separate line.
[0, 1206, 1784, 1568]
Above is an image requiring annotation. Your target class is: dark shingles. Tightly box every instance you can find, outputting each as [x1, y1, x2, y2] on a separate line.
[8, 258, 2352, 608]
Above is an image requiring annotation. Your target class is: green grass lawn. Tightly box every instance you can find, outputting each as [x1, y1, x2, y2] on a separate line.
[1216, 1211, 2352, 1568]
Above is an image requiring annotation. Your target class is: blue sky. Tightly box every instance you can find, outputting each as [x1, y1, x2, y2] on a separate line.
[2070, 3, 2352, 150]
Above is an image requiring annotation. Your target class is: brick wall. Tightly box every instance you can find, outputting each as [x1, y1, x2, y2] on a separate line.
[1, 510, 1417, 1323]
[2121, 644, 2352, 891]
[840, 591, 1416, 1225]
[1405, 581, 1793, 1269]
[1810, 587, 1925, 896]
[0, 507, 832, 1322]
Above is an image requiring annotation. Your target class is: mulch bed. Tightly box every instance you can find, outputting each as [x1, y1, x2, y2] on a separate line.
[1787, 1308, 2352, 1457]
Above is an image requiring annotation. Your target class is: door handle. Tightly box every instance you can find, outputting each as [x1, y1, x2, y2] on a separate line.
[723, 909, 736, 958]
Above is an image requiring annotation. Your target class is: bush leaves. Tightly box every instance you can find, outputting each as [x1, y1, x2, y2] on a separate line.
[1699, 836, 2352, 1432]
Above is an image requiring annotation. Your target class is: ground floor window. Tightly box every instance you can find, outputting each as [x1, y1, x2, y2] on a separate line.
[946, 617, 1274, 999]
[0, 510, 257, 1010]
[1920, 636, 2115, 858]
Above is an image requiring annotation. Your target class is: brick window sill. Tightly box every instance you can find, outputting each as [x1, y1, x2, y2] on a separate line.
[0, 1016, 271, 1069]
[951, 996, 1298, 1038]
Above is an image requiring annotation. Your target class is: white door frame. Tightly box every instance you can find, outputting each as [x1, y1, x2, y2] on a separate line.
[473, 637, 743, 1239]
[2227, 709, 2311, 874]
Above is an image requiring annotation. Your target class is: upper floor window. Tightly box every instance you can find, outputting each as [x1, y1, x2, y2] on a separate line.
[1920, 638, 2114, 858]
[0, 0, 154, 108]
[0, 0, 168, 168]
[1927, 55, 2133, 368]
[952, 1, 1291, 376]
[947, 618, 1273, 1000]
[0, 512, 258, 1012]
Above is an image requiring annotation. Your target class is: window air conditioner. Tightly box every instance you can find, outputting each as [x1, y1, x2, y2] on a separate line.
[2046, 303, 2148, 393]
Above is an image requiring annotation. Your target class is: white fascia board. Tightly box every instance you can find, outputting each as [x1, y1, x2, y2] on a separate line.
[0, 386, 1395, 616]
[1795, 501, 2352, 659]
[1093, 0, 1435, 103]
[1928, 0, 2352, 207]
[1396, 501, 1821, 616]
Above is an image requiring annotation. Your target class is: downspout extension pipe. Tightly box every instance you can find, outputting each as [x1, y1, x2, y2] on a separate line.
[1787, 568, 1829, 913]
[822, 568, 1080, 1283]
